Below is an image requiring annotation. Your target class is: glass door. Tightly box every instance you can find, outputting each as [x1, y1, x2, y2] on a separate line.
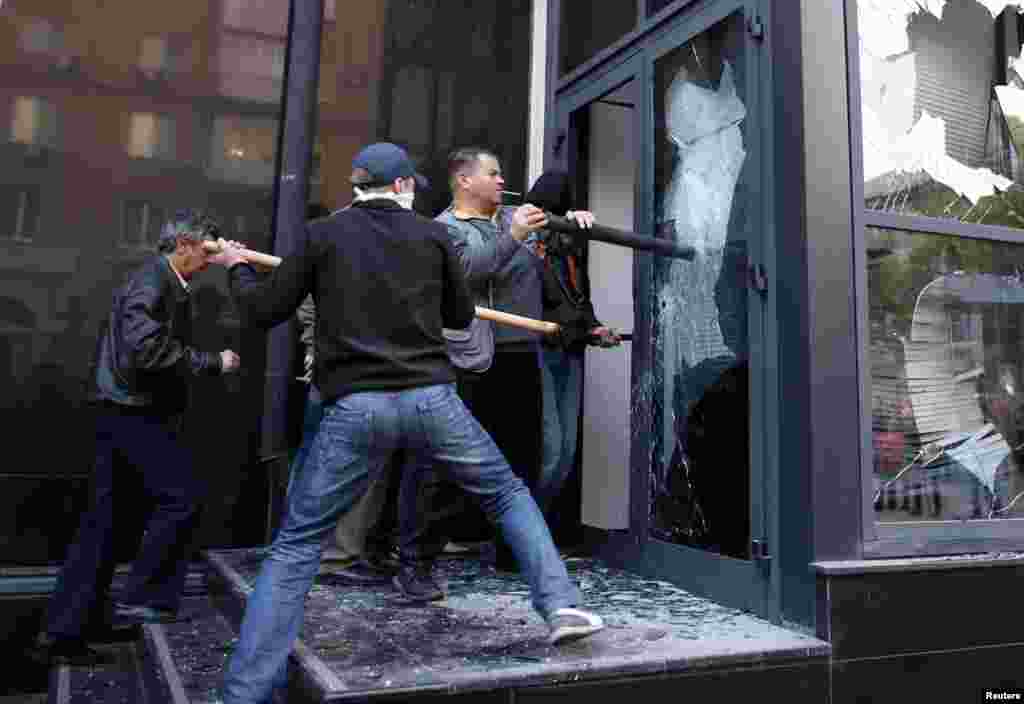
[555, 0, 775, 618]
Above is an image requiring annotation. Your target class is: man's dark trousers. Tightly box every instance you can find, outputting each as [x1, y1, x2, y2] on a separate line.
[45, 403, 205, 639]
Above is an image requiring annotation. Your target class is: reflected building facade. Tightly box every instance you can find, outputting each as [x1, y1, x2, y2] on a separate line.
[0, 0, 534, 564]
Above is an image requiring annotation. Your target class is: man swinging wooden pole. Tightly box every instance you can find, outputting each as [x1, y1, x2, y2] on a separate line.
[202, 240, 561, 334]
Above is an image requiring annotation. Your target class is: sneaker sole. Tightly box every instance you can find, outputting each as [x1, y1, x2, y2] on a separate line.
[548, 623, 605, 646]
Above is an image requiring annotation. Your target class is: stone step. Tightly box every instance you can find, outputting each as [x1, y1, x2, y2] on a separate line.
[47, 642, 150, 704]
[5, 566, 209, 699]
[138, 596, 244, 704]
[205, 548, 832, 703]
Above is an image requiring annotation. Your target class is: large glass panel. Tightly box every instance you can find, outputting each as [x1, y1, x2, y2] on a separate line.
[0, 0, 289, 563]
[869, 227, 1024, 522]
[858, 1, 1024, 227]
[648, 0, 682, 17]
[560, 0, 638, 75]
[647, 12, 751, 558]
[314, 1, 532, 217]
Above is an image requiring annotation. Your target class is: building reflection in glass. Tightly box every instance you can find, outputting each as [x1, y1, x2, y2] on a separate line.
[869, 228, 1024, 521]
[0, 0, 289, 562]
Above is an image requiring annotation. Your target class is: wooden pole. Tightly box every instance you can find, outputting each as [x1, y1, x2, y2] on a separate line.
[474, 306, 559, 334]
[202, 241, 282, 268]
[203, 242, 561, 334]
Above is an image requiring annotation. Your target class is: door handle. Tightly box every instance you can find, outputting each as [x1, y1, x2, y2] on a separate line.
[748, 263, 768, 295]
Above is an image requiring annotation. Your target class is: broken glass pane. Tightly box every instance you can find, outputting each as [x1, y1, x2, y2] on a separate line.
[869, 227, 1024, 521]
[860, 0, 1024, 224]
[648, 12, 750, 558]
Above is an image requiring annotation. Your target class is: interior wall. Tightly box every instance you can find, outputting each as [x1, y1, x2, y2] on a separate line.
[581, 93, 636, 531]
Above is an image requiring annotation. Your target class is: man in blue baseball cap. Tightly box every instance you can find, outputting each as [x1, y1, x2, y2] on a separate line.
[216, 142, 604, 704]
[350, 141, 430, 192]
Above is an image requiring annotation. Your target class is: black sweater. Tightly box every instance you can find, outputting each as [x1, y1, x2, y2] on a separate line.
[228, 200, 475, 403]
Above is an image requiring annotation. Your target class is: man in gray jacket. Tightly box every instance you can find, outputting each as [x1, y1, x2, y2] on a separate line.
[399, 147, 592, 574]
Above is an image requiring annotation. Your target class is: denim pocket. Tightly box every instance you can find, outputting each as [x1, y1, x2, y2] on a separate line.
[415, 383, 457, 412]
[321, 400, 373, 453]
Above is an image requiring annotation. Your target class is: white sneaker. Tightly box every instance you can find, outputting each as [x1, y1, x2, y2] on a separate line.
[547, 607, 604, 645]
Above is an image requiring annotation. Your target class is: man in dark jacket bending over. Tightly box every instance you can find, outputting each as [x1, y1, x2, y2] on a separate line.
[216, 143, 604, 704]
[30, 210, 241, 666]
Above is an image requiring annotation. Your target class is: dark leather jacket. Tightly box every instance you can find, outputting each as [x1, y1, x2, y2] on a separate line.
[90, 255, 222, 413]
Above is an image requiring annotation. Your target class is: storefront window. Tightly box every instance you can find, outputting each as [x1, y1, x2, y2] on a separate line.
[648, 0, 682, 17]
[0, 0, 290, 563]
[859, 1, 1024, 227]
[314, 0, 532, 218]
[868, 226, 1024, 522]
[560, 0, 638, 75]
[648, 11, 750, 558]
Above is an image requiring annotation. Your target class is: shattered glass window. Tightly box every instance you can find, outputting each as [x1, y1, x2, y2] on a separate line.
[869, 227, 1024, 521]
[648, 12, 751, 558]
[860, 0, 1024, 225]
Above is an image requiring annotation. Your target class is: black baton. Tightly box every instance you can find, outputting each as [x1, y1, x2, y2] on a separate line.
[544, 214, 695, 260]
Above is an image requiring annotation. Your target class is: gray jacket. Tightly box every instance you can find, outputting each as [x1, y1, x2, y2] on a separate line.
[436, 206, 543, 346]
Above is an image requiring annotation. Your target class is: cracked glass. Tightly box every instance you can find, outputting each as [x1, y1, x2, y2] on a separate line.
[647, 12, 751, 558]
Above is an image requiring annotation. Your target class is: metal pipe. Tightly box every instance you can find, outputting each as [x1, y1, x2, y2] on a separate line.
[544, 213, 695, 260]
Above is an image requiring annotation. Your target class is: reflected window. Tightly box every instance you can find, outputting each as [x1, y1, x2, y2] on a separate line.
[138, 36, 185, 79]
[222, 0, 289, 35]
[0, 186, 41, 241]
[869, 227, 1024, 521]
[859, 1, 1024, 228]
[121, 200, 166, 248]
[0, 0, 290, 562]
[19, 17, 62, 55]
[208, 115, 278, 186]
[390, 65, 433, 157]
[127, 113, 176, 160]
[10, 96, 58, 149]
[560, 0, 637, 74]
[649, 12, 750, 558]
[218, 35, 286, 103]
[314, 0, 531, 217]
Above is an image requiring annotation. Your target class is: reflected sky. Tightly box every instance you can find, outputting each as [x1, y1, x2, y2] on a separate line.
[860, 0, 1024, 202]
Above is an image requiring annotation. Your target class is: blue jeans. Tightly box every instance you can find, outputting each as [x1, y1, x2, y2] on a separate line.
[286, 386, 322, 499]
[221, 384, 581, 704]
[537, 346, 583, 515]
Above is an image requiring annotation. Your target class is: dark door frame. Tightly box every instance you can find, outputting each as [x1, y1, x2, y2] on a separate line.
[552, 0, 779, 620]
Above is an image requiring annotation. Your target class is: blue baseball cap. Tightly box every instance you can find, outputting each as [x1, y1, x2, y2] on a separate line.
[351, 142, 429, 189]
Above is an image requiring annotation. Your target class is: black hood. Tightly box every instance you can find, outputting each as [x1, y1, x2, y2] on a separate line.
[526, 170, 572, 215]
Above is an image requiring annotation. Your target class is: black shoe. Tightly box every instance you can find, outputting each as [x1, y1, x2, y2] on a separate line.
[26, 635, 106, 667]
[323, 559, 394, 586]
[361, 548, 400, 576]
[112, 602, 182, 624]
[393, 564, 445, 603]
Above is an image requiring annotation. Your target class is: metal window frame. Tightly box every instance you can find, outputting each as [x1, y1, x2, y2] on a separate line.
[548, 0, 784, 621]
[552, 0, 706, 89]
[844, 0, 1024, 558]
